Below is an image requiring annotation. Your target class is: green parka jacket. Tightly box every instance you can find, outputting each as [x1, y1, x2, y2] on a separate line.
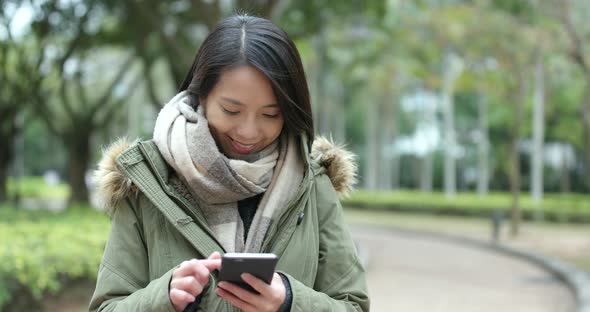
[88, 135, 370, 312]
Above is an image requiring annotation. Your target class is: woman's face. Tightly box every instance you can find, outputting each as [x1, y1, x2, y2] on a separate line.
[201, 65, 284, 159]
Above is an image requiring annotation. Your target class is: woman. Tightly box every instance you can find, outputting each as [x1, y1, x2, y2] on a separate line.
[90, 14, 369, 312]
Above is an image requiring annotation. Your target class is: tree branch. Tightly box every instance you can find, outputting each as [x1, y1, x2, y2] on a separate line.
[141, 54, 164, 109]
[559, 0, 589, 75]
[0, 7, 15, 42]
[56, 0, 97, 74]
[31, 90, 62, 136]
[94, 72, 143, 129]
[74, 69, 89, 108]
[88, 52, 136, 117]
[59, 77, 79, 126]
[130, 0, 187, 62]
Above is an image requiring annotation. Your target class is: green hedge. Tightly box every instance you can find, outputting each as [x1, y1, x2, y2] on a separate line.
[6, 177, 69, 199]
[0, 205, 109, 310]
[343, 190, 590, 223]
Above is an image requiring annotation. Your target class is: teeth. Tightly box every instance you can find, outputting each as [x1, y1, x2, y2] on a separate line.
[234, 141, 254, 148]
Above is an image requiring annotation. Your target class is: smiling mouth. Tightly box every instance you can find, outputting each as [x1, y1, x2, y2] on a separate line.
[229, 137, 257, 154]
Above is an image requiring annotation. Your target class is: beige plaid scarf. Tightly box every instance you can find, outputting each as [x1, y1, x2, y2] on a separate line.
[153, 91, 304, 252]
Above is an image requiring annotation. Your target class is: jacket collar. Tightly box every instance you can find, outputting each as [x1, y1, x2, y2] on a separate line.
[94, 134, 357, 215]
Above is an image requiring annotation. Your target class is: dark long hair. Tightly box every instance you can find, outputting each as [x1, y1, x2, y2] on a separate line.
[178, 14, 314, 144]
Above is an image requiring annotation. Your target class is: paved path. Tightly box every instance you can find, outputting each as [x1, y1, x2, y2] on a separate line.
[351, 225, 577, 312]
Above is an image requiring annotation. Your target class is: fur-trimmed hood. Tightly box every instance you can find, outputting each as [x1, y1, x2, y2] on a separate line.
[94, 136, 357, 212]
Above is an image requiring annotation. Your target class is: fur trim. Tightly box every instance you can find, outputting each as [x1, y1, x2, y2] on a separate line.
[311, 136, 358, 198]
[94, 137, 138, 215]
[94, 135, 358, 213]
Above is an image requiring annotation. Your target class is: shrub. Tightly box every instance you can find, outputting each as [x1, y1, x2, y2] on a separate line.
[6, 177, 69, 200]
[343, 190, 590, 223]
[0, 206, 109, 310]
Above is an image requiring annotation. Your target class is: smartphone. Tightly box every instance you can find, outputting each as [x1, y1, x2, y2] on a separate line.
[218, 253, 278, 293]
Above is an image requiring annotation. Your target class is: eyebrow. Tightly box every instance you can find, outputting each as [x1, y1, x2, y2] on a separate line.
[221, 96, 279, 108]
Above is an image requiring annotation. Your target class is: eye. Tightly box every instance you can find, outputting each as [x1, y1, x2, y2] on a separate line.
[222, 107, 239, 115]
[263, 113, 280, 119]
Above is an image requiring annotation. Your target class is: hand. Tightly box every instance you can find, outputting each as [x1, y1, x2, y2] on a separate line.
[216, 272, 286, 312]
[169, 251, 222, 312]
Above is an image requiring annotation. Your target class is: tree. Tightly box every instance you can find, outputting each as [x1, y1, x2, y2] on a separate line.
[559, 0, 590, 190]
[110, 0, 292, 110]
[0, 1, 46, 202]
[27, 0, 142, 205]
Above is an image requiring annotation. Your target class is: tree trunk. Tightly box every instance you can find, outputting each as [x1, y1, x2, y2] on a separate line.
[581, 78, 590, 191]
[421, 91, 436, 192]
[476, 93, 489, 196]
[0, 114, 17, 203]
[315, 26, 330, 136]
[391, 143, 400, 190]
[0, 155, 9, 203]
[509, 130, 522, 237]
[320, 87, 334, 136]
[560, 145, 571, 193]
[531, 48, 545, 209]
[0, 134, 13, 202]
[510, 74, 527, 237]
[441, 49, 463, 198]
[420, 153, 433, 192]
[391, 96, 400, 191]
[334, 83, 346, 143]
[65, 129, 91, 205]
[442, 75, 456, 196]
[413, 156, 421, 189]
[380, 93, 395, 190]
[365, 90, 379, 190]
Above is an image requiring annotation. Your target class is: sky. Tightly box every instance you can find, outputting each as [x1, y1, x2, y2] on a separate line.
[1, 3, 33, 39]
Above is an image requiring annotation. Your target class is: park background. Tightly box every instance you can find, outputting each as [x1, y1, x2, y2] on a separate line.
[1, 0, 590, 311]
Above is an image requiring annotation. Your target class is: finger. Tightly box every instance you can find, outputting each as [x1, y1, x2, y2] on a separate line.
[172, 260, 193, 278]
[208, 251, 222, 260]
[216, 286, 256, 312]
[193, 262, 212, 286]
[170, 276, 203, 297]
[174, 260, 211, 286]
[271, 272, 284, 286]
[201, 258, 222, 272]
[173, 259, 201, 278]
[218, 281, 259, 304]
[241, 273, 272, 296]
[169, 288, 195, 305]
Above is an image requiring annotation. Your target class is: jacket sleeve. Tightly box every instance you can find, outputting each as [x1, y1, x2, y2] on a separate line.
[89, 198, 177, 312]
[283, 174, 370, 312]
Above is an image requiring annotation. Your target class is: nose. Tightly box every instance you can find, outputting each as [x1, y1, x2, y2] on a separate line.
[235, 119, 259, 142]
